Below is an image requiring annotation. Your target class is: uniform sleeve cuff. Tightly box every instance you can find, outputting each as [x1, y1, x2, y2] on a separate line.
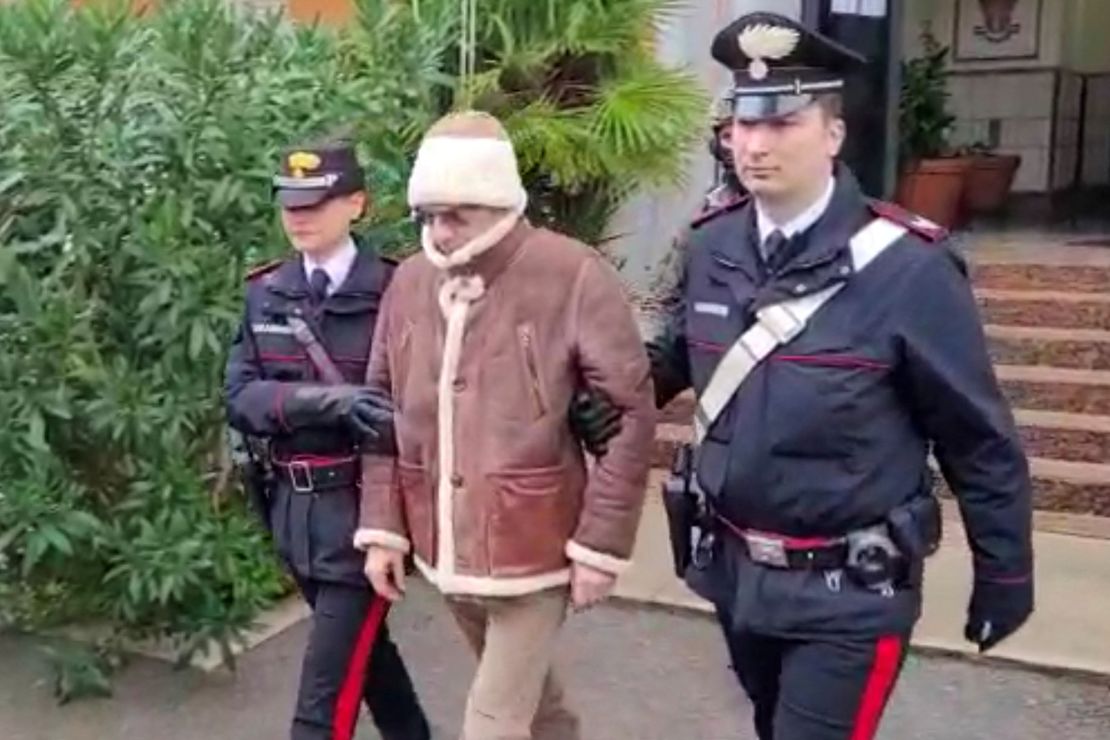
[353, 528, 411, 554]
[565, 540, 630, 575]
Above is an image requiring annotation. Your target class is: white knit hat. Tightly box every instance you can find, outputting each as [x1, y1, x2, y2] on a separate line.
[407, 111, 528, 212]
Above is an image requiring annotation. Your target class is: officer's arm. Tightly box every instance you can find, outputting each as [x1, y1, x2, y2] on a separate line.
[225, 310, 294, 437]
[896, 246, 1034, 583]
[645, 235, 693, 409]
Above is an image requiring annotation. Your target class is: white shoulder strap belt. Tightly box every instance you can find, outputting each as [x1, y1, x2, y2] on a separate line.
[693, 217, 907, 444]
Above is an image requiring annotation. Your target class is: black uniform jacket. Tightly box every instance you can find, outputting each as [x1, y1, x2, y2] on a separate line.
[225, 239, 392, 585]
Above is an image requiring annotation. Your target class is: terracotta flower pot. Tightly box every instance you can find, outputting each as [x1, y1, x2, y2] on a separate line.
[963, 154, 1022, 214]
[895, 157, 972, 229]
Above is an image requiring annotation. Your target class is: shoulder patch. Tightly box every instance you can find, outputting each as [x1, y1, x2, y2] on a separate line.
[867, 200, 948, 242]
[690, 194, 750, 230]
[244, 258, 283, 282]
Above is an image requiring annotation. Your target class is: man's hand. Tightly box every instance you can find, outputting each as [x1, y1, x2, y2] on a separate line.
[964, 577, 1033, 653]
[365, 546, 407, 602]
[568, 389, 622, 457]
[570, 562, 617, 611]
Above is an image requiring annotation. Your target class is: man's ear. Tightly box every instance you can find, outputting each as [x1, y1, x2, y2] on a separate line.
[827, 117, 847, 159]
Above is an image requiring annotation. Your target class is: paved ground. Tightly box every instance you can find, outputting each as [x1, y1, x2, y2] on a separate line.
[3, 580, 1109, 740]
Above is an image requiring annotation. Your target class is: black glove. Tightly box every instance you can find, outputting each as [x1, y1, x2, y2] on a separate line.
[568, 388, 622, 457]
[964, 577, 1034, 653]
[283, 385, 394, 444]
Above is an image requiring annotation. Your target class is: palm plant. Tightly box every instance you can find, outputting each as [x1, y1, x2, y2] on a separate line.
[350, 0, 707, 245]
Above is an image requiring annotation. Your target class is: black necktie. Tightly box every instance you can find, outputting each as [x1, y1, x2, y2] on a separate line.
[761, 229, 788, 262]
[309, 268, 330, 306]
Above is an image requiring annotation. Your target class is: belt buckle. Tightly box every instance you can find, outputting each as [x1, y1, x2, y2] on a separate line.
[757, 303, 805, 344]
[289, 461, 313, 493]
[744, 533, 790, 568]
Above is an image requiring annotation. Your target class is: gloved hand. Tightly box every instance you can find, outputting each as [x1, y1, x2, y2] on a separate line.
[568, 388, 622, 457]
[283, 385, 395, 449]
[964, 577, 1034, 653]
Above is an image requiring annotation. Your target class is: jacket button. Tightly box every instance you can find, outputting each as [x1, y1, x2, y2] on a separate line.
[794, 283, 807, 294]
[451, 473, 464, 488]
[839, 265, 852, 276]
[453, 378, 467, 392]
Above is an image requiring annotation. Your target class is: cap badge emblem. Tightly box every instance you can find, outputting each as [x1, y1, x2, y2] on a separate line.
[737, 24, 800, 81]
[288, 151, 322, 179]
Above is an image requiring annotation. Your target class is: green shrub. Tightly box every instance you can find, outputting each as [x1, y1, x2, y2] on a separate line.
[0, 0, 414, 699]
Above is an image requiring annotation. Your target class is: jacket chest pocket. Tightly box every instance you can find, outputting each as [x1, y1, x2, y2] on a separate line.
[764, 353, 889, 460]
[515, 323, 549, 419]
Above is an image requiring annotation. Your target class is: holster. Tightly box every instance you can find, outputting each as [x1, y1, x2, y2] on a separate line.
[228, 427, 274, 530]
[885, 477, 943, 562]
[661, 443, 714, 577]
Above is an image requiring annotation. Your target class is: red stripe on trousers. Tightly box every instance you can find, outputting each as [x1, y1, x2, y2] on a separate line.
[849, 635, 903, 740]
[332, 596, 390, 740]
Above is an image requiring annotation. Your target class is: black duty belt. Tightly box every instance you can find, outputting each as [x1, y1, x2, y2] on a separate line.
[272, 455, 359, 493]
[717, 515, 849, 570]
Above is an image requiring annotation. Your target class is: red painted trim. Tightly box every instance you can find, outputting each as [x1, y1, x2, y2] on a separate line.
[983, 574, 1032, 584]
[332, 596, 390, 740]
[689, 339, 726, 353]
[259, 353, 306, 363]
[774, 354, 890, 371]
[850, 635, 904, 740]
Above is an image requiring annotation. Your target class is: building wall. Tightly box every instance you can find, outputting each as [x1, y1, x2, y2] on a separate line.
[904, 0, 1110, 192]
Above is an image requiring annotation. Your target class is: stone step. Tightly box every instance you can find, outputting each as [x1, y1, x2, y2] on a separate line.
[986, 324, 1110, 370]
[971, 262, 1110, 292]
[976, 288, 1110, 331]
[1025, 457, 1110, 517]
[996, 365, 1110, 415]
[1013, 409, 1110, 464]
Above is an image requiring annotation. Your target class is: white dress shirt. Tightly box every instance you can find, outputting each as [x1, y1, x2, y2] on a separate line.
[755, 175, 837, 255]
[302, 237, 357, 296]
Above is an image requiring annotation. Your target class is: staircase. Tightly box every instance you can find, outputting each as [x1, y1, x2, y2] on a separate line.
[653, 251, 1110, 519]
[973, 256, 1110, 516]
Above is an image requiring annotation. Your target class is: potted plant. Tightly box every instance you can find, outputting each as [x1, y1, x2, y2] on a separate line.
[896, 28, 970, 228]
[960, 141, 1022, 215]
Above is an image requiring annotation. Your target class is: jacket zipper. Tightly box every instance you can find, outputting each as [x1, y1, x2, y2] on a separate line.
[518, 325, 547, 416]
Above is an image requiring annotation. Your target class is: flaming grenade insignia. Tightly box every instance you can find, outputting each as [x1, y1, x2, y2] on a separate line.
[737, 23, 801, 81]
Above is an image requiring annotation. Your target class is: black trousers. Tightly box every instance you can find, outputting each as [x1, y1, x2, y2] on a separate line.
[291, 580, 430, 740]
[718, 615, 909, 740]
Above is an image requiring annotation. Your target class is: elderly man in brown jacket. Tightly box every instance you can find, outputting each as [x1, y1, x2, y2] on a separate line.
[354, 111, 656, 740]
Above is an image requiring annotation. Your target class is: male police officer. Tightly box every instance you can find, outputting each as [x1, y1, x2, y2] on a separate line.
[225, 139, 432, 740]
[647, 13, 1035, 740]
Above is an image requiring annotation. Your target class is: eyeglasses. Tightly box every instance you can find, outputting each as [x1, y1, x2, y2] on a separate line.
[411, 207, 474, 229]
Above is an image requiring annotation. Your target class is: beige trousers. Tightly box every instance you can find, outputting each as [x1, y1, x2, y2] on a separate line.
[445, 587, 580, 740]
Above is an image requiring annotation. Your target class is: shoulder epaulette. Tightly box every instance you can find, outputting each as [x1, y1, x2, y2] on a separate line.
[690, 194, 750, 230]
[244, 258, 283, 282]
[867, 200, 948, 242]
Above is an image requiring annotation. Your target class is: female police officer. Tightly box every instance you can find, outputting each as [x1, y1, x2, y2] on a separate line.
[646, 13, 1034, 740]
[225, 138, 433, 740]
